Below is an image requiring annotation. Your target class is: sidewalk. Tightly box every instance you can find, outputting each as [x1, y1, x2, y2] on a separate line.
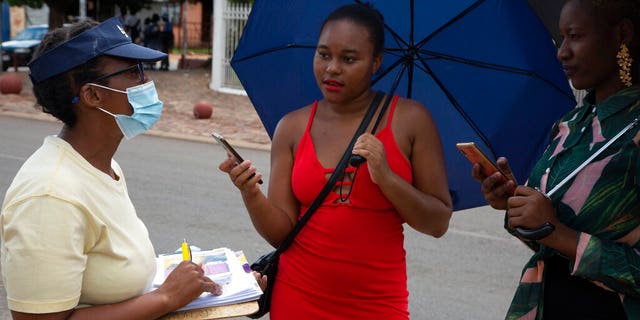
[0, 62, 272, 151]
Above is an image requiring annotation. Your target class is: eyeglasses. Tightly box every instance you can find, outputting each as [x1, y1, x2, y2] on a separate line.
[93, 63, 145, 83]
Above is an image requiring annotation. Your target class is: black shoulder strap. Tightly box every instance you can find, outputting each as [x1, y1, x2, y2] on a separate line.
[274, 91, 384, 254]
[371, 93, 394, 134]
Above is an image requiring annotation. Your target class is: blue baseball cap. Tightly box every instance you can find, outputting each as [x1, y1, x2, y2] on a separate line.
[28, 17, 167, 84]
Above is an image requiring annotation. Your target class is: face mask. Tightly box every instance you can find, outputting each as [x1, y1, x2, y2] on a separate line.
[90, 81, 163, 140]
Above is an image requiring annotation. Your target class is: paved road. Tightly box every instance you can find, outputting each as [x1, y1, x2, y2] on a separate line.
[0, 115, 531, 319]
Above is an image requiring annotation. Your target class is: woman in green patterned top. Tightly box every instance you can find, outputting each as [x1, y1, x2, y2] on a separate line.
[472, 0, 640, 319]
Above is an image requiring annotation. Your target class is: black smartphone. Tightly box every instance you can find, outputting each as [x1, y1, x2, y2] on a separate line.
[211, 131, 263, 184]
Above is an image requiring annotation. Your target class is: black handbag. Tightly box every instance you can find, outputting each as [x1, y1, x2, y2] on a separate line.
[247, 91, 390, 318]
[247, 251, 278, 319]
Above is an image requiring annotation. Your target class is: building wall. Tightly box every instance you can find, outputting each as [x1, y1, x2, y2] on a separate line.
[25, 5, 48, 26]
[173, 2, 206, 48]
[9, 6, 25, 37]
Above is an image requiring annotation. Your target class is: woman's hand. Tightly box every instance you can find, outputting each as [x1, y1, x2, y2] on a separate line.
[471, 157, 517, 210]
[352, 133, 391, 184]
[506, 186, 558, 231]
[157, 261, 222, 310]
[253, 271, 268, 291]
[506, 186, 580, 256]
[219, 156, 263, 197]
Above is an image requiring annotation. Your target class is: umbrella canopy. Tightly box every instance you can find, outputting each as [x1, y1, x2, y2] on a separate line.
[527, 0, 565, 45]
[231, 0, 576, 210]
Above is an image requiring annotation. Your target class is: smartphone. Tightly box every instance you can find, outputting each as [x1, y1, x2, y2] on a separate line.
[456, 142, 507, 178]
[211, 131, 263, 184]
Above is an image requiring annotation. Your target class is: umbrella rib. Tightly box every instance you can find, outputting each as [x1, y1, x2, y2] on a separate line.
[232, 44, 316, 63]
[375, 51, 493, 150]
[416, 0, 486, 48]
[353, 0, 410, 49]
[376, 62, 407, 97]
[372, 58, 407, 86]
[407, 0, 415, 96]
[424, 49, 536, 75]
[385, 23, 411, 49]
[384, 49, 407, 60]
[420, 50, 576, 101]
[410, 0, 414, 46]
[413, 57, 494, 152]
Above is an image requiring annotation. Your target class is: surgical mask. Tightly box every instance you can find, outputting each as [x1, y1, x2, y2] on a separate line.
[90, 81, 163, 140]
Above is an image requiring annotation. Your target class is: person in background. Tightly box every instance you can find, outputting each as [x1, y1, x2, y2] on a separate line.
[143, 14, 161, 70]
[124, 9, 141, 44]
[472, 0, 640, 318]
[219, 3, 452, 319]
[159, 13, 174, 71]
[1, 18, 221, 320]
[142, 17, 152, 47]
[148, 14, 162, 51]
[115, 7, 127, 25]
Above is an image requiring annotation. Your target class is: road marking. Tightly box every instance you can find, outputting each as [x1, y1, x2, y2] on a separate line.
[0, 153, 26, 161]
[448, 228, 511, 242]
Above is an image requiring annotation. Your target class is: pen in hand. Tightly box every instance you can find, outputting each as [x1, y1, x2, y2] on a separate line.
[182, 239, 192, 262]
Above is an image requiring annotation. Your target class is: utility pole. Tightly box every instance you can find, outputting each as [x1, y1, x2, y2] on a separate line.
[0, 1, 4, 75]
[79, 0, 86, 21]
[180, 0, 187, 69]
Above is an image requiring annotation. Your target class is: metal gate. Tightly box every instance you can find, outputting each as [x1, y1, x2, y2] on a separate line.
[211, 0, 250, 95]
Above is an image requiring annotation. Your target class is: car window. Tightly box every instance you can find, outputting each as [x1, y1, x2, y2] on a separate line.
[33, 29, 48, 39]
[12, 27, 47, 41]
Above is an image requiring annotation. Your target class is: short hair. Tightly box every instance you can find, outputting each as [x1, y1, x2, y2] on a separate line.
[320, 2, 385, 57]
[31, 20, 106, 127]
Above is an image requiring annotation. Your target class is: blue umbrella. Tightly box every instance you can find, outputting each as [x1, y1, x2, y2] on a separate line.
[527, 0, 565, 45]
[231, 0, 575, 211]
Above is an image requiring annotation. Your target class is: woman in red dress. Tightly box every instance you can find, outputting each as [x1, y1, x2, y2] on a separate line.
[220, 3, 452, 319]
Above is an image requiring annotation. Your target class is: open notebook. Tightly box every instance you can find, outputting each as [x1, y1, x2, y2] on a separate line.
[150, 247, 262, 311]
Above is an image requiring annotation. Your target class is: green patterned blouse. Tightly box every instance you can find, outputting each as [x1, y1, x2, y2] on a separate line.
[506, 86, 640, 319]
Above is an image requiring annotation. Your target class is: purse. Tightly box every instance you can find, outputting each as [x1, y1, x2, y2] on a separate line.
[247, 91, 389, 318]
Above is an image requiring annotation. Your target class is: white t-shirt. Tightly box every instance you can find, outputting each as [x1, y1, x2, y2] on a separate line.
[1, 136, 157, 313]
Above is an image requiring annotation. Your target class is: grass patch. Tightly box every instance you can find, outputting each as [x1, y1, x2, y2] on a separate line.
[171, 47, 212, 55]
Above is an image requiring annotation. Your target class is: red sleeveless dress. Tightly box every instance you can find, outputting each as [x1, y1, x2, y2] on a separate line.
[270, 96, 412, 319]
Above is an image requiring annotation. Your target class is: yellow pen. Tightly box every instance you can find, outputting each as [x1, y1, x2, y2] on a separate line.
[181, 239, 192, 261]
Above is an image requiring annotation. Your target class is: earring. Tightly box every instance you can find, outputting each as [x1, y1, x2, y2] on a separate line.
[617, 43, 633, 87]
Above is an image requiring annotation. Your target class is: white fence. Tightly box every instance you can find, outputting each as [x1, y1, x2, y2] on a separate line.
[210, 0, 251, 95]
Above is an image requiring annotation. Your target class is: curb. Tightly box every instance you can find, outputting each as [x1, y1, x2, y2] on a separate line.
[146, 129, 271, 151]
[0, 111, 272, 152]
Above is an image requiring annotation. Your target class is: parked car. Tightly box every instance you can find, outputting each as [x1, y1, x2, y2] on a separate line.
[1, 24, 48, 71]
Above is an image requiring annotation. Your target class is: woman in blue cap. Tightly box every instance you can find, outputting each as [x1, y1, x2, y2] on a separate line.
[0, 18, 221, 319]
